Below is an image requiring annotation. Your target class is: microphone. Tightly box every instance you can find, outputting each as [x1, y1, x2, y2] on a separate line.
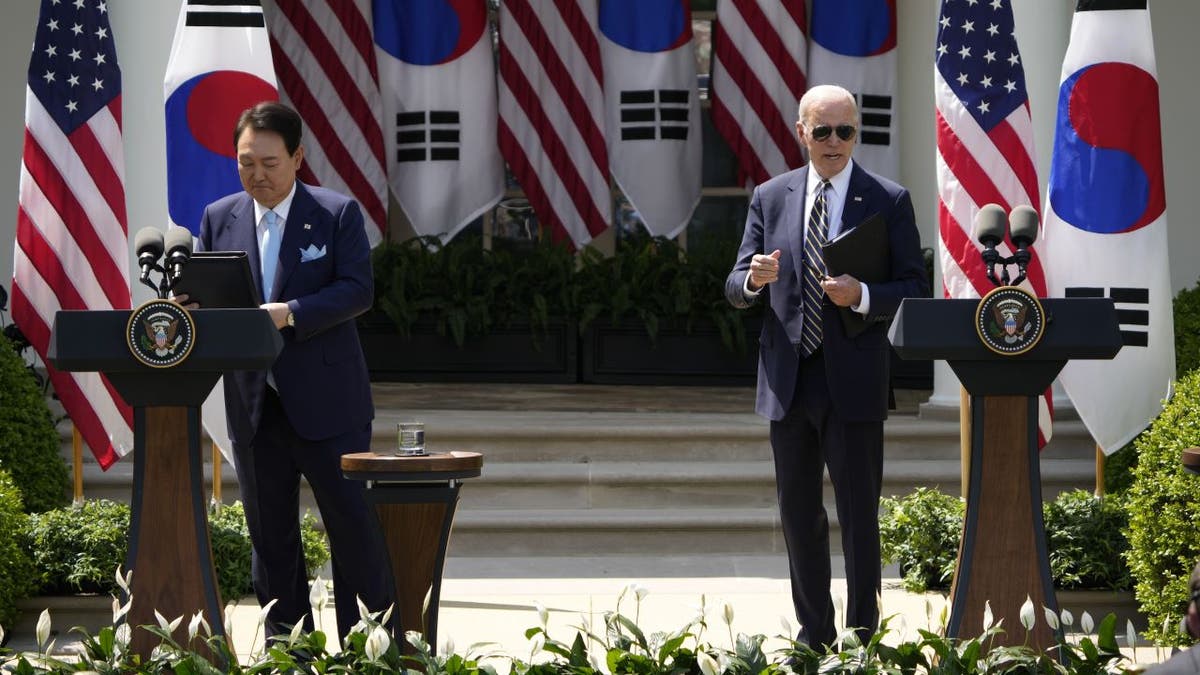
[1008, 205, 1039, 286]
[163, 226, 193, 284]
[972, 204, 1007, 286]
[134, 227, 164, 288]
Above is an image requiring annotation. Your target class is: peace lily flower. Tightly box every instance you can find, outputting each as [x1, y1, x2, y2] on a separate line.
[287, 617, 305, 648]
[155, 610, 184, 634]
[1126, 619, 1138, 649]
[309, 577, 329, 613]
[1081, 611, 1095, 634]
[188, 610, 210, 642]
[112, 597, 131, 624]
[115, 566, 132, 595]
[529, 631, 546, 658]
[633, 584, 649, 602]
[983, 600, 994, 633]
[535, 601, 549, 629]
[697, 649, 721, 675]
[1060, 608, 1074, 627]
[780, 615, 792, 637]
[721, 601, 735, 627]
[35, 609, 51, 651]
[1019, 596, 1036, 631]
[364, 624, 390, 661]
[1044, 606, 1060, 631]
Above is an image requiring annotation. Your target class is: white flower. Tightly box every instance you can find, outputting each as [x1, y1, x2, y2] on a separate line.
[0, 626, 5, 647]
[115, 623, 131, 646]
[1060, 608, 1074, 627]
[1126, 619, 1138, 648]
[155, 610, 183, 634]
[1081, 611, 1095, 634]
[309, 577, 329, 612]
[287, 618, 305, 647]
[111, 597, 131, 624]
[36, 609, 51, 649]
[697, 650, 721, 675]
[722, 601, 735, 627]
[357, 594, 372, 621]
[1043, 606, 1060, 631]
[441, 635, 456, 657]
[982, 600, 994, 632]
[530, 632, 546, 655]
[1019, 596, 1035, 631]
[633, 584, 649, 601]
[780, 615, 793, 637]
[536, 601, 549, 628]
[257, 598, 279, 632]
[115, 567, 132, 595]
[188, 611, 210, 641]
[224, 604, 237, 636]
[364, 624, 390, 661]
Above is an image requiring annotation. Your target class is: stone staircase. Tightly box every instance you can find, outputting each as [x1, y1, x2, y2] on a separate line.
[70, 383, 1099, 567]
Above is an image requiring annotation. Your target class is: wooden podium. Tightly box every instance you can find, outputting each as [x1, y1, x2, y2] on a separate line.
[48, 307, 281, 660]
[341, 451, 482, 653]
[889, 297, 1121, 650]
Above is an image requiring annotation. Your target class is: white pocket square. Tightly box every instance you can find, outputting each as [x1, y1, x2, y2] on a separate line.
[299, 244, 327, 262]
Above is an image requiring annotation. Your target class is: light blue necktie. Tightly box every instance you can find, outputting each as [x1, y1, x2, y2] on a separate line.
[260, 210, 281, 301]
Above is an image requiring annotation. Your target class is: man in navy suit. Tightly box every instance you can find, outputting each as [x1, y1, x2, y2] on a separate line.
[725, 85, 927, 649]
[188, 101, 392, 640]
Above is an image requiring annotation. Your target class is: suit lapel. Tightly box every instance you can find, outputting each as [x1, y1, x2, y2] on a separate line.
[839, 163, 875, 235]
[224, 196, 264, 300]
[785, 167, 808, 286]
[271, 182, 317, 301]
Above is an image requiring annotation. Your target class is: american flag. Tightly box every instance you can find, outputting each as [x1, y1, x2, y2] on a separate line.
[262, 0, 388, 247]
[934, 0, 1052, 445]
[498, 0, 611, 248]
[710, 0, 807, 187]
[13, 0, 133, 469]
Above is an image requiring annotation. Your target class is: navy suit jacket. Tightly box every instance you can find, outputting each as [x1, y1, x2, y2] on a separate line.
[197, 182, 374, 448]
[725, 163, 927, 422]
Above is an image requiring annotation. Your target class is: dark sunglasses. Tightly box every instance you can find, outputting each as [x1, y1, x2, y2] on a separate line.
[809, 124, 857, 142]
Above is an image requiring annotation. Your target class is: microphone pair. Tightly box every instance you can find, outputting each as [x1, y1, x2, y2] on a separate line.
[971, 204, 1039, 287]
[133, 225, 193, 298]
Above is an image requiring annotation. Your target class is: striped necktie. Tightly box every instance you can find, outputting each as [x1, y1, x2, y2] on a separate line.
[799, 181, 830, 357]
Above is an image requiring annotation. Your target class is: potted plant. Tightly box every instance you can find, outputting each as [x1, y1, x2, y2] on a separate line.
[577, 231, 762, 385]
[361, 234, 579, 383]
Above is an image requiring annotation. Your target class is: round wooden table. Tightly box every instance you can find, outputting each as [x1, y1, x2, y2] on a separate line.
[341, 451, 483, 653]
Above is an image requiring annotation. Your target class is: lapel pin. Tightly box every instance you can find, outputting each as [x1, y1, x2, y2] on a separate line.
[304, 223, 312, 230]
[853, 196, 863, 202]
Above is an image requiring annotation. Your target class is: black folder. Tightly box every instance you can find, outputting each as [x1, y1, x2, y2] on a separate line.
[822, 212, 889, 338]
[170, 251, 262, 309]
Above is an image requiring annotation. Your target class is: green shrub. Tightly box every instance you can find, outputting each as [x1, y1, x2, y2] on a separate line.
[1125, 368, 1200, 646]
[881, 488, 1133, 594]
[23, 499, 129, 595]
[21, 499, 331, 603]
[1175, 280, 1200, 378]
[208, 501, 330, 601]
[0, 470, 34, 631]
[1044, 489, 1131, 591]
[0, 334, 68, 513]
[879, 487, 963, 592]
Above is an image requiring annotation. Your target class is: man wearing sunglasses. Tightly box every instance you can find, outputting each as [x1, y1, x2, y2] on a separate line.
[725, 84, 927, 650]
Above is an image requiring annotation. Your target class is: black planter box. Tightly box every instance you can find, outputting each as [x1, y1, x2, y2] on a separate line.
[359, 318, 578, 384]
[581, 319, 759, 385]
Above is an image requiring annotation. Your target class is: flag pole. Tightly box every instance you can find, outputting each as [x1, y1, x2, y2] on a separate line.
[960, 386, 971, 498]
[1094, 444, 1105, 497]
[72, 426, 83, 503]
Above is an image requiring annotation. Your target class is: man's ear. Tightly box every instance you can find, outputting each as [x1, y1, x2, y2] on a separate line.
[1187, 601, 1200, 639]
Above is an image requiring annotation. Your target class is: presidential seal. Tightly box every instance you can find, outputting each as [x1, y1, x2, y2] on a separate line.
[976, 286, 1045, 356]
[126, 299, 196, 368]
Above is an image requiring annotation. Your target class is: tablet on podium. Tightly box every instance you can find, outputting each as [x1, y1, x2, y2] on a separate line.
[172, 251, 262, 308]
